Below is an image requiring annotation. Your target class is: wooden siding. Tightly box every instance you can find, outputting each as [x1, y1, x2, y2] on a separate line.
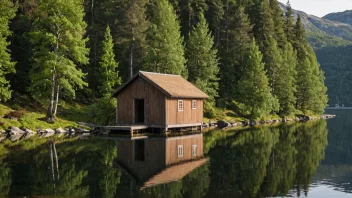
[117, 139, 166, 181]
[165, 99, 203, 125]
[165, 134, 204, 165]
[117, 77, 166, 125]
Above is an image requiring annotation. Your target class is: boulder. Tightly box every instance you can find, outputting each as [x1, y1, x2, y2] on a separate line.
[8, 126, 25, 136]
[202, 123, 209, 128]
[217, 120, 231, 129]
[23, 128, 35, 139]
[249, 120, 257, 126]
[55, 127, 66, 133]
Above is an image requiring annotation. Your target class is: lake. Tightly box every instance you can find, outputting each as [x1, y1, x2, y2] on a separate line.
[0, 109, 351, 197]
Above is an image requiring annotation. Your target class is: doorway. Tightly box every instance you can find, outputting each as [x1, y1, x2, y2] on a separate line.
[134, 99, 145, 124]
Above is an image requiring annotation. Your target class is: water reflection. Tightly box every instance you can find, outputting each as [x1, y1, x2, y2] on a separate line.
[0, 120, 329, 197]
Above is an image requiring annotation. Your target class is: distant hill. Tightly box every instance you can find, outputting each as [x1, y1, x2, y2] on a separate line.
[279, 2, 352, 49]
[324, 10, 352, 26]
[279, 3, 352, 106]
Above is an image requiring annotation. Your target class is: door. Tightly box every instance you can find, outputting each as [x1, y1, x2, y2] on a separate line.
[134, 99, 145, 124]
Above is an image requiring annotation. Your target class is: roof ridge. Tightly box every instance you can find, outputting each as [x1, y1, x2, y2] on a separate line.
[139, 71, 181, 77]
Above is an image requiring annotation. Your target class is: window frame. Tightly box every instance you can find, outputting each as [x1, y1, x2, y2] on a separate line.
[178, 100, 184, 112]
[192, 100, 197, 110]
[178, 145, 184, 157]
[192, 145, 197, 157]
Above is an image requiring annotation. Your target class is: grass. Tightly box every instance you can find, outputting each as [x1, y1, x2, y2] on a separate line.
[0, 102, 79, 131]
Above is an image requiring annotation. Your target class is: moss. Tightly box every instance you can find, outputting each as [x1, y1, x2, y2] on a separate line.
[0, 103, 78, 131]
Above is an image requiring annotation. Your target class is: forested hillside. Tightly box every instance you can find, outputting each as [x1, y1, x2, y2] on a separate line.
[1, 0, 327, 123]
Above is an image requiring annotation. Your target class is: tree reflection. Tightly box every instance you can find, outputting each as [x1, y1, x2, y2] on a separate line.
[204, 120, 328, 197]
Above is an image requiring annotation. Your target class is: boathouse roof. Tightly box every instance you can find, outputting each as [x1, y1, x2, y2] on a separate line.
[112, 71, 209, 99]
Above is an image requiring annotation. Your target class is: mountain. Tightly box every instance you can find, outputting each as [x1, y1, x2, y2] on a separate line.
[324, 10, 352, 26]
[279, 3, 352, 106]
[279, 2, 352, 49]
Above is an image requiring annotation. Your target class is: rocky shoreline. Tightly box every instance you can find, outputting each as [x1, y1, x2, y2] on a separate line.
[0, 126, 92, 143]
[204, 114, 336, 129]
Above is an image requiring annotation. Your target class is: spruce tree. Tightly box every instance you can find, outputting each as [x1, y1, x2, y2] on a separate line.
[276, 43, 297, 116]
[114, 0, 149, 80]
[143, 0, 187, 77]
[219, 5, 253, 103]
[99, 26, 121, 96]
[234, 40, 279, 119]
[269, 0, 287, 49]
[294, 16, 328, 114]
[29, 0, 89, 122]
[186, 14, 219, 115]
[284, 1, 295, 44]
[0, 0, 17, 101]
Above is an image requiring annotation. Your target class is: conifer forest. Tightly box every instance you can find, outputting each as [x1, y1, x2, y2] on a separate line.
[0, 0, 328, 122]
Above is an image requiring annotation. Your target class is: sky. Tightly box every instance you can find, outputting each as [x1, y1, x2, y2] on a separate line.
[277, 0, 352, 17]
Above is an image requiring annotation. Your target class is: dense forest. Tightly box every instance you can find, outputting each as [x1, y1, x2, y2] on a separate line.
[0, 0, 328, 123]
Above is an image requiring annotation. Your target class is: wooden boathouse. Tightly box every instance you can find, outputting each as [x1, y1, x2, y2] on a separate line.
[111, 71, 208, 134]
[115, 133, 208, 188]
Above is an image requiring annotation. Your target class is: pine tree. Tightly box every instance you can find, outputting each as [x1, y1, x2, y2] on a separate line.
[276, 43, 297, 116]
[114, 0, 149, 80]
[29, 0, 89, 122]
[0, 0, 17, 101]
[176, 0, 208, 37]
[143, 0, 187, 77]
[269, 0, 287, 49]
[234, 39, 279, 119]
[219, 5, 253, 103]
[186, 14, 219, 115]
[294, 16, 327, 114]
[99, 26, 121, 96]
[284, 1, 295, 44]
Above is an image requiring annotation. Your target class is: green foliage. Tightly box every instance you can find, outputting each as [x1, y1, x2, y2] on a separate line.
[29, 0, 89, 100]
[294, 17, 328, 114]
[0, 0, 17, 101]
[99, 26, 121, 96]
[276, 43, 297, 116]
[143, 0, 187, 78]
[234, 40, 279, 119]
[86, 96, 117, 125]
[219, 5, 253, 103]
[186, 14, 219, 116]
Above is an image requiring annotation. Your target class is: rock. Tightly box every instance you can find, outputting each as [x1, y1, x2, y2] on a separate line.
[44, 129, 55, 133]
[202, 123, 209, 128]
[10, 134, 23, 142]
[260, 120, 266, 125]
[23, 128, 35, 139]
[8, 126, 25, 136]
[217, 120, 231, 129]
[0, 136, 6, 142]
[55, 127, 66, 133]
[249, 120, 257, 126]
[242, 121, 249, 126]
[77, 133, 91, 140]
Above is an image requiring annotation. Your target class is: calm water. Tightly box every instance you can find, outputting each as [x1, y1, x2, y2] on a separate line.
[1, 110, 352, 197]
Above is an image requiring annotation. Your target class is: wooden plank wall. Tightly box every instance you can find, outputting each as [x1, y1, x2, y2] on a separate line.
[165, 134, 204, 165]
[166, 99, 203, 125]
[117, 139, 166, 181]
[117, 77, 166, 125]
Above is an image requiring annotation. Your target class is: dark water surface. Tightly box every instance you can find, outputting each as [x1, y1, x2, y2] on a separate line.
[1, 110, 352, 197]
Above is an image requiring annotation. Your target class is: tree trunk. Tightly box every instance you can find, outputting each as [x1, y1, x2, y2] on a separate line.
[46, 73, 56, 123]
[129, 42, 134, 79]
[53, 85, 60, 116]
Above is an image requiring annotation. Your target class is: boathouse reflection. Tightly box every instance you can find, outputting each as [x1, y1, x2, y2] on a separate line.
[115, 133, 208, 188]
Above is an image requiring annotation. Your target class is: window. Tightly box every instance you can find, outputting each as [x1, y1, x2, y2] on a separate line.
[178, 145, 184, 157]
[192, 100, 197, 109]
[178, 100, 184, 111]
[192, 145, 197, 157]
